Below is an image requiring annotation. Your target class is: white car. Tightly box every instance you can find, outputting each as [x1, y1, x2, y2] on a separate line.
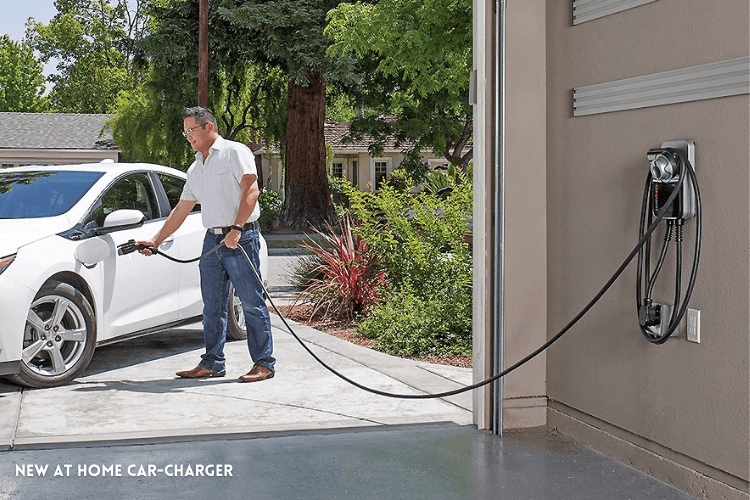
[0, 163, 267, 388]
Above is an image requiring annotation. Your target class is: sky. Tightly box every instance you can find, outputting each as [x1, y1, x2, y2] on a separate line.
[1, 0, 60, 84]
[0, 0, 58, 42]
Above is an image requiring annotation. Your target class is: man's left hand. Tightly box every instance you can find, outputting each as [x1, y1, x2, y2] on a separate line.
[222, 230, 241, 249]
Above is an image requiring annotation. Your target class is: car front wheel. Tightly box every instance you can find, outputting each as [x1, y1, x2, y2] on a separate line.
[10, 281, 96, 388]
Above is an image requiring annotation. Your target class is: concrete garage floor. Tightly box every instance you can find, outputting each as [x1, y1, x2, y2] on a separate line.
[0, 425, 698, 499]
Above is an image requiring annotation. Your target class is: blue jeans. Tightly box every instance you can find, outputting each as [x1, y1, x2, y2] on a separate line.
[198, 228, 275, 373]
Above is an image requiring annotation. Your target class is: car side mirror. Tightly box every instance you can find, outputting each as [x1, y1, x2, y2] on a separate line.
[94, 209, 145, 235]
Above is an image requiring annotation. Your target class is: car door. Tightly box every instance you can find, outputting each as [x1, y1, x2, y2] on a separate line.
[83, 172, 182, 338]
[155, 173, 204, 318]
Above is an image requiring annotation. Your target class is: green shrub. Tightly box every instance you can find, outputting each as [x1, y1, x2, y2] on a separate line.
[380, 167, 412, 193]
[342, 176, 472, 292]
[258, 188, 284, 229]
[357, 284, 472, 358]
[328, 174, 352, 211]
[421, 163, 473, 196]
[420, 169, 451, 195]
[341, 174, 473, 358]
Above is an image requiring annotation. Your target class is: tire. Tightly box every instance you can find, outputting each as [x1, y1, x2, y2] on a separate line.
[226, 283, 247, 341]
[9, 281, 97, 388]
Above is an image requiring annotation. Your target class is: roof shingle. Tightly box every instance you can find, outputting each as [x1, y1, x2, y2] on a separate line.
[0, 112, 116, 150]
[324, 121, 413, 151]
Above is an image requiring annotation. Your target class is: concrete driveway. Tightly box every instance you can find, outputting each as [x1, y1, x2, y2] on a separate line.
[0, 249, 472, 448]
[0, 309, 472, 449]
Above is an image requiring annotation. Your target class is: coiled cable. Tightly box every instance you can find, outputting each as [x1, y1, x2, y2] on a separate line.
[636, 151, 701, 344]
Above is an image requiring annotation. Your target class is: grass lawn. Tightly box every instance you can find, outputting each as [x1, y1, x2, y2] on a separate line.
[265, 239, 308, 249]
[264, 234, 329, 252]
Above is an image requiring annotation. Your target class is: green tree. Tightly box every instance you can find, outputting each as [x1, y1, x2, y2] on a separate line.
[109, 77, 192, 168]
[25, 0, 149, 113]
[111, 63, 287, 171]
[217, 0, 356, 230]
[326, 0, 473, 170]
[109, 0, 287, 172]
[0, 35, 48, 112]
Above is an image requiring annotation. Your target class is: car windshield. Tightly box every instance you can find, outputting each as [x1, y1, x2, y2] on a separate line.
[0, 170, 104, 219]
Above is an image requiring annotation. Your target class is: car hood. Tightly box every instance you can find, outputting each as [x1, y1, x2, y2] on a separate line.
[0, 216, 74, 257]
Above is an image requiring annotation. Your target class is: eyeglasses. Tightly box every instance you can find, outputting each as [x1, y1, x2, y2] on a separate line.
[182, 123, 207, 137]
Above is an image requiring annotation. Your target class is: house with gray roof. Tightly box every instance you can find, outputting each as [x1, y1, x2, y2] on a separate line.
[0, 112, 120, 167]
[257, 121, 453, 193]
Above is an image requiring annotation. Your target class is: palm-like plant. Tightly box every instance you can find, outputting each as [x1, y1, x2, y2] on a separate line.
[299, 217, 388, 321]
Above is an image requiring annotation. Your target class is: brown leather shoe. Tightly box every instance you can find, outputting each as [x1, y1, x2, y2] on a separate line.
[176, 365, 226, 379]
[239, 364, 274, 383]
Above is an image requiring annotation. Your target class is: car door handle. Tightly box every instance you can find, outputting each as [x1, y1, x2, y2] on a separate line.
[160, 237, 174, 248]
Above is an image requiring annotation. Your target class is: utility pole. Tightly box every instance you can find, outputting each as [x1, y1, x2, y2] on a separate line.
[198, 0, 208, 107]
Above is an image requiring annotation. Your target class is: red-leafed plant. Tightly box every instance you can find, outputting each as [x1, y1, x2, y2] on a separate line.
[298, 217, 388, 321]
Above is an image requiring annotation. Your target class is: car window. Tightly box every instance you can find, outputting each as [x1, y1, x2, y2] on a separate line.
[0, 171, 104, 219]
[85, 173, 158, 228]
[158, 174, 200, 213]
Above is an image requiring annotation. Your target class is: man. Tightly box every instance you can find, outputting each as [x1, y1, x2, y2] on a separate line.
[138, 106, 275, 382]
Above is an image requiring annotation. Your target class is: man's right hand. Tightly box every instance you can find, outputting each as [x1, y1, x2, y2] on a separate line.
[136, 240, 158, 256]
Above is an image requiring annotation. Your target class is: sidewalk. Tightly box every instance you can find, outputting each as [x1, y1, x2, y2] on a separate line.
[0, 314, 472, 449]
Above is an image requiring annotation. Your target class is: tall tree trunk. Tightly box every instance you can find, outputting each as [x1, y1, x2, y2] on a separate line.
[275, 69, 335, 231]
[254, 153, 264, 190]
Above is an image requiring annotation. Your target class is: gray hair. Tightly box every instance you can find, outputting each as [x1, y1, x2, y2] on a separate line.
[182, 106, 218, 130]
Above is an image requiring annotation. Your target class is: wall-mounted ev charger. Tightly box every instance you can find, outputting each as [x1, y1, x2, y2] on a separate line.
[637, 140, 702, 345]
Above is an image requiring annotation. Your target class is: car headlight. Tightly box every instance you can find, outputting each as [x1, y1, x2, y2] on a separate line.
[0, 254, 16, 275]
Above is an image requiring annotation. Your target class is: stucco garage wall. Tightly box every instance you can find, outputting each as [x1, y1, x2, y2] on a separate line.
[545, 0, 749, 496]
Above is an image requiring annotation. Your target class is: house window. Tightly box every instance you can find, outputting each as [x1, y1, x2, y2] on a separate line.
[374, 160, 388, 190]
[351, 160, 358, 187]
[331, 162, 344, 179]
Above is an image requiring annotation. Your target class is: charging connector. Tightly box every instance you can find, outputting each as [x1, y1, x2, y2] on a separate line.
[639, 302, 679, 340]
[118, 239, 155, 256]
[654, 303, 677, 339]
[638, 300, 660, 328]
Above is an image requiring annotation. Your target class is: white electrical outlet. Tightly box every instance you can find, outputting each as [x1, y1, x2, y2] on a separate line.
[687, 308, 700, 343]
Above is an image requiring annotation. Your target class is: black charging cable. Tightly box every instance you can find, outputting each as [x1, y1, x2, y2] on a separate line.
[118, 241, 220, 262]
[125, 173, 686, 400]
[636, 151, 701, 344]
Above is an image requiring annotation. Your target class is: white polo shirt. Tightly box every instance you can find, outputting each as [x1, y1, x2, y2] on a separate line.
[180, 136, 261, 228]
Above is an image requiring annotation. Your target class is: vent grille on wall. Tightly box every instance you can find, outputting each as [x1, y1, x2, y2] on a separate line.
[572, 0, 657, 25]
[573, 57, 750, 116]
